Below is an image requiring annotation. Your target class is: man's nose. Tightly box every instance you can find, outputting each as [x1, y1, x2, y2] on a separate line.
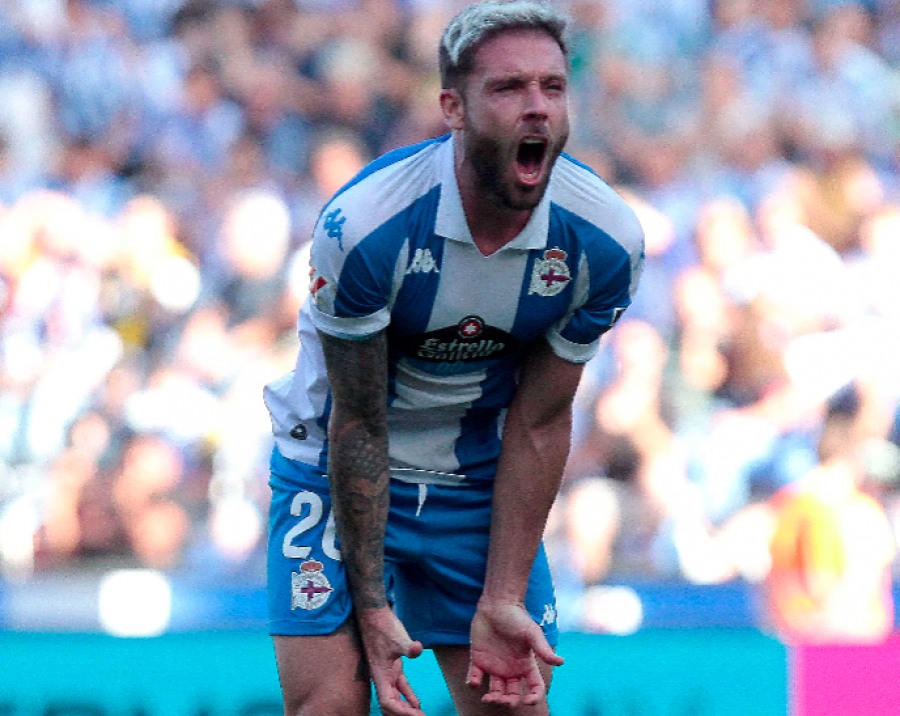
[523, 84, 549, 117]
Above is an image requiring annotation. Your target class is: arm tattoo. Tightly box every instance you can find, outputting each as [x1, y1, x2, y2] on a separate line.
[319, 330, 391, 610]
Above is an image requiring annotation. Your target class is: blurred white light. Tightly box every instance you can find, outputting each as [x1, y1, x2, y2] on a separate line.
[232, 191, 290, 243]
[149, 255, 201, 313]
[98, 569, 172, 637]
[581, 585, 644, 635]
[0, 495, 39, 578]
[125, 374, 219, 441]
[2, 333, 43, 384]
[784, 330, 857, 404]
[210, 495, 263, 561]
[15, 259, 59, 315]
[227, 190, 290, 278]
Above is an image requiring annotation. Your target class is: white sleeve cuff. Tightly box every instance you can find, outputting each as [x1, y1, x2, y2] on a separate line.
[309, 300, 390, 340]
[546, 328, 601, 364]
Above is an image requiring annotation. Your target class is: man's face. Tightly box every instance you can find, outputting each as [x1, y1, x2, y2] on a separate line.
[453, 28, 570, 211]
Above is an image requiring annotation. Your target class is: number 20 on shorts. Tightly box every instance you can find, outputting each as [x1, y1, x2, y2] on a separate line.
[282, 491, 341, 561]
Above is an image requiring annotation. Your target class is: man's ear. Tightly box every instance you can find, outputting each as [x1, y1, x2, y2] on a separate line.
[440, 88, 465, 131]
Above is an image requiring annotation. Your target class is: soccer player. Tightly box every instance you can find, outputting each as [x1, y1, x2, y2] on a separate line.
[263, 2, 644, 714]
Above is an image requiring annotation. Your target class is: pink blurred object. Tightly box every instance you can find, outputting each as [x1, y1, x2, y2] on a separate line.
[792, 634, 900, 716]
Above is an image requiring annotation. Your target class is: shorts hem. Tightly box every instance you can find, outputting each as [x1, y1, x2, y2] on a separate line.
[410, 629, 470, 648]
[268, 619, 345, 637]
[412, 628, 559, 650]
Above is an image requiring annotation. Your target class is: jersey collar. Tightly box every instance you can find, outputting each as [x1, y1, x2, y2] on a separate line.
[434, 135, 551, 252]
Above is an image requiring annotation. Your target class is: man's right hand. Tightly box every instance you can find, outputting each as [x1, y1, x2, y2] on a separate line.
[357, 607, 426, 716]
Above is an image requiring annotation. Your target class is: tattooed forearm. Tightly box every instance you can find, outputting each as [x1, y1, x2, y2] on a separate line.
[330, 429, 391, 609]
[319, 330, 392, 610]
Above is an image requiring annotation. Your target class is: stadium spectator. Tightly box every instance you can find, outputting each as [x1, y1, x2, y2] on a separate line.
[764, 384, 896, 643]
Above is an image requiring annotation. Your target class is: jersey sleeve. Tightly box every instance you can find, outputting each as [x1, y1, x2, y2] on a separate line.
[546, 213, 645, 363]
[307, 201, 406, 340]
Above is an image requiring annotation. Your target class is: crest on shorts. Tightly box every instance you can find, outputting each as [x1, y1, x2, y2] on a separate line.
[529, 248, 571, 297]
[291, 559, 333, 611]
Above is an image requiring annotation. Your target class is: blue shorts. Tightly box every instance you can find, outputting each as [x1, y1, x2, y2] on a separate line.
[267, 447, 558, 648]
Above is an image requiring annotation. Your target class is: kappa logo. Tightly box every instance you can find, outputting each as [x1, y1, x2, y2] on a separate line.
[529, 248, 571, 297]
[323, 208, 346, 250]
[291, 559, 333, 610]
[405, 248, 439, 275]
[540, 603, 557, 626]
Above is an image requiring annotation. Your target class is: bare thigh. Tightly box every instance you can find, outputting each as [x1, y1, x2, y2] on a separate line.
[273, 619, 371, 716]
[432, 645, 553, 716]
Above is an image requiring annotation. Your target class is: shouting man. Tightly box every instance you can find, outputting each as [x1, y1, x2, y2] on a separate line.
[264, 2, 644, 714]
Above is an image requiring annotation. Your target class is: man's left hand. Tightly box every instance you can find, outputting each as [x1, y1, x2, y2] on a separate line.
[466, 601, 565, 707]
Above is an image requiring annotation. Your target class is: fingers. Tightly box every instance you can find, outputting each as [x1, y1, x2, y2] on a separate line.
[397, 672, 421, 709]
[483, 675, 509, 705]
[536, 645, 565, 667]
[474, 633, 560, 707]
[466, 606, 561, 707]
[373, 672, 425, 716]
[522, 664, 547, 705]
[530, 629, 565, 668]
[471, 665, 533, 707]
[371, 648, 425, 716]
[394, 640, 423, 708]
[377, 693, 426, 716]
[481, 674, 536, 707]
[361, 614, 425, 716]
[465, 663, 484, 689]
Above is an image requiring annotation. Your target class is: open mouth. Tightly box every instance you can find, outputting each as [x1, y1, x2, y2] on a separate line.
[516, 137, 548, 185]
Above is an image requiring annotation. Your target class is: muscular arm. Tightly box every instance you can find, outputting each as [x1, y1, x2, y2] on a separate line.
[319, 329, 424, 716]
[483, 338, 584, 604]
[318, 328, 391, 609]
[467, 339, 583, 705]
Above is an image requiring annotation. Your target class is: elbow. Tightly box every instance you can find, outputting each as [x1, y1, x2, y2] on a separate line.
[328, 407, 387, 444]
[517, 404, 573, 455]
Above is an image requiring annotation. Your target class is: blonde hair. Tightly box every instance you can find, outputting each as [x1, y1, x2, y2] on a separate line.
[439, 1, 568, 90]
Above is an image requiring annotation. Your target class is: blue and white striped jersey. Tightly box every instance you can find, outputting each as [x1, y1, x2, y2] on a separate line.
[264, 134, 644, 483]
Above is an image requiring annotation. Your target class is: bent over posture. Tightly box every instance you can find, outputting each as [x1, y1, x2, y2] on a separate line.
[263, 2, 644, 714]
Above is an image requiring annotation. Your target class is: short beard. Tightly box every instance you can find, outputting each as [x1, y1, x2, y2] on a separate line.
[464, 126, 565, 212]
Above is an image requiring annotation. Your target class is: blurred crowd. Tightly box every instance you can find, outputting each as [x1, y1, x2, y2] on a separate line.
[1, 0, 900, 635]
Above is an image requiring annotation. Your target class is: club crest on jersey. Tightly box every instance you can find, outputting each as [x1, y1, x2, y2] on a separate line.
[529, 248, 571, 297]
[291, 559, 333, 611]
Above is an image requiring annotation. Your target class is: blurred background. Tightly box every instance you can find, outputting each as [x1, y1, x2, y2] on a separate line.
[2, 0, 900, 713]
